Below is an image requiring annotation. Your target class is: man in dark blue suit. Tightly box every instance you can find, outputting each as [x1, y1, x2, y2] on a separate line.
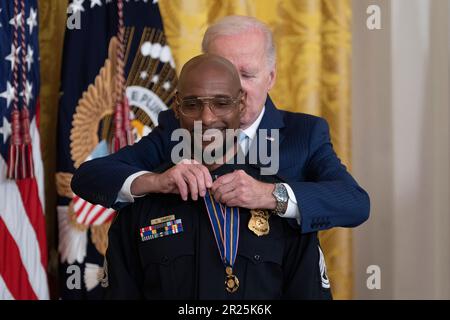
[71, 15, 369, 234]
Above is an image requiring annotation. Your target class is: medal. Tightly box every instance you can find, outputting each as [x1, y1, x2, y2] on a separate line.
[225, 266, 239, 293]
[248, 209, 270, 236]
[204, 191, 240, 293]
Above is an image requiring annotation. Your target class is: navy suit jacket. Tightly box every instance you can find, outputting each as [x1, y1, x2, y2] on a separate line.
[71, 97, 370, 233]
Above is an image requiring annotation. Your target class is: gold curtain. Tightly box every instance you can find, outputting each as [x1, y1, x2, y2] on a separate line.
[39, 0, 352, 299]
[38, 0, 68, 288]
[160, 0, 353, 299]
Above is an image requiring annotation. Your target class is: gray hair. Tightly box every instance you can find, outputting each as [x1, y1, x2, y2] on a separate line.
[201, 15, 276, 69]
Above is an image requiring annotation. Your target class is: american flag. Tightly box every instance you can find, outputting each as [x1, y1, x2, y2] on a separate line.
[0, 0, 49, 299]
[71, 195, 115, 226]
[57, 0, 175, 299]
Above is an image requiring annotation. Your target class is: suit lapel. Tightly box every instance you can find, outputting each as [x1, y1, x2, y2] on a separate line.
[247, 95, 285, 167]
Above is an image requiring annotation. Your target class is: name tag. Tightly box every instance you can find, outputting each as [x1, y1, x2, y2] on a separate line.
[151, 214, 176, 225]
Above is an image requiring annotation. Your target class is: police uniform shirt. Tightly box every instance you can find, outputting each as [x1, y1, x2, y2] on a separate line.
[105, 163, 332, 300]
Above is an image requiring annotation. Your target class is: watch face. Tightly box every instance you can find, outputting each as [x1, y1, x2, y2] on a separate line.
[274, 184, 288, 202]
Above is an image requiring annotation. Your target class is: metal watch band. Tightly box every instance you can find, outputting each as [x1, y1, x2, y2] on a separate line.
[272, 183, 288, 215]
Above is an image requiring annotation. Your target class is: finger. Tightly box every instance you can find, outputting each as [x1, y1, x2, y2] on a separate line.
[220, 189, 241, 207]
[211, 172, 236, 192]
[173, 173, 188, 201]
[199, 165, 213, 189]
[213, 181, 236, 203]
[182, 170, 199, 201]
[189, 165, 206, 198]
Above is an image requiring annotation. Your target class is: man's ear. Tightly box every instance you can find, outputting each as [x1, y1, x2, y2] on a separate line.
[267, 64, 277, 91]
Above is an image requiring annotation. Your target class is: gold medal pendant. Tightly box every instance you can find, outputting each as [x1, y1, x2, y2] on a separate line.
[225, 266, 239, 293]
[248, 209, 270, 236]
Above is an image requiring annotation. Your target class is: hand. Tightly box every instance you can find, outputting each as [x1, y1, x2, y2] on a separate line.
[131, 159, 213, 201]
[210, 170, 276, 209]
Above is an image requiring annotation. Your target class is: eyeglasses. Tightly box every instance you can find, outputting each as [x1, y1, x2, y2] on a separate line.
[177, 91, 243, 118]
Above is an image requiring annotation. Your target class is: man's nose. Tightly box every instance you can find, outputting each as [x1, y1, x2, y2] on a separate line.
[200, 102, 217, 125]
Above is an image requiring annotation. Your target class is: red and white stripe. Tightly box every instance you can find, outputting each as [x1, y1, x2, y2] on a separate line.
[0, 116, 49, 300]
[72, 196, 116, 226]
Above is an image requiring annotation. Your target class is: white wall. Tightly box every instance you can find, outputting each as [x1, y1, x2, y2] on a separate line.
[352, 0, 450, 299]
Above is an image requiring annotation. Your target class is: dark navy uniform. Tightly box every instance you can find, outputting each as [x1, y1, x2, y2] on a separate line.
[105, 163, 332, 300]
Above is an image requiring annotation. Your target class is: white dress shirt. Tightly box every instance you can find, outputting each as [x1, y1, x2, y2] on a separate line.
[116, 107, 301, 225]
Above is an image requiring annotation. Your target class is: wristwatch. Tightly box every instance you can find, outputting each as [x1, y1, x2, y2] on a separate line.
[272, 183, 288, 215]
